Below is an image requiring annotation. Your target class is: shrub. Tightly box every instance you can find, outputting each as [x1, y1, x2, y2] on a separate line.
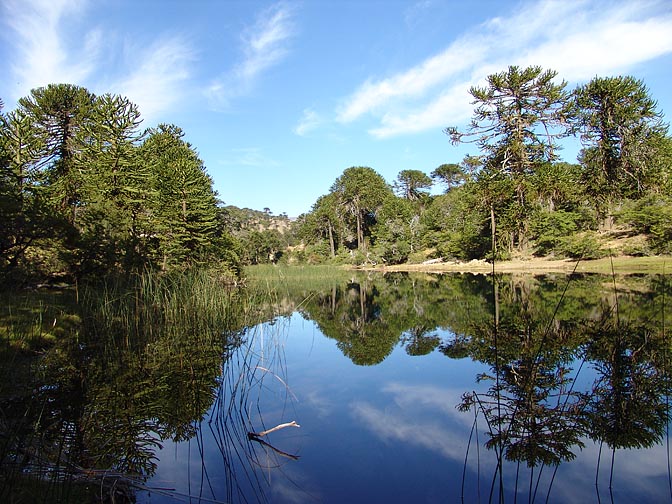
[558, 232, 607, 260]
[530, 210, 583, 256]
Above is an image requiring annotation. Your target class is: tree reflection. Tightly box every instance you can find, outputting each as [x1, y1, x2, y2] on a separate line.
[457, 294, 587, 504]
[0, 274, 288, 502]
[402, 325, 441, 356]
[447, 274, 672, 501]
[303, 280, 400, 365]
[585, 316, 670, 451]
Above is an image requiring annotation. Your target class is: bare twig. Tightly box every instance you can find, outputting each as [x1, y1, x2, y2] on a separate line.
[249, 420, 300, 438]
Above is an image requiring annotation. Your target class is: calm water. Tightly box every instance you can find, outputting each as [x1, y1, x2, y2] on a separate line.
[143, 272, 672, 503]
[2, 272, 672, 503]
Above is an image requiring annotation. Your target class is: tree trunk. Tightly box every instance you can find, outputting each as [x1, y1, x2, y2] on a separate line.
[328, 223, 335, 258]
[490, 203, 496, 261]
[356, 212, 365, 251]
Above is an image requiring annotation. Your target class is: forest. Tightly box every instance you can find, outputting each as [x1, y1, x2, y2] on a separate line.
[1, 65, 671, 285]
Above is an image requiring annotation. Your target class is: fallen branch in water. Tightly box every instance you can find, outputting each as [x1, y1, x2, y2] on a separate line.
[248, 420, 300, 438]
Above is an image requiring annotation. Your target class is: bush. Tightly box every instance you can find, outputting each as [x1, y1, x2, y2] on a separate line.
[617, 196, 672, 254]
[558, 232, 607, 260]
[530, 210, 583, 256]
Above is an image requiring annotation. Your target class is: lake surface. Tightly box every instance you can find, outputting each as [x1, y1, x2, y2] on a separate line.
[2, 271, 672, 503]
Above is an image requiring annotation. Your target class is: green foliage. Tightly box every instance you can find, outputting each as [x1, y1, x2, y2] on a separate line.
[575, 76, 669, 207]
[330, 166, 393, 253]
[530, 209, 584, 256]
[0, 86, 242, 283]
[140, 124, 219, 269]
[617, 196, 672, 254]
[393, 169, 433, 200]
[557, 231, 607, 260]
[422, 186, 490, 260]
[431, 163, 465, 192]
[370, 196, 415, 264]
[240, 229, 284, 264]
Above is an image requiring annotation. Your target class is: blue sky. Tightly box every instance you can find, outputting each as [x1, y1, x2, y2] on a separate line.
[2, 0, 672, 217]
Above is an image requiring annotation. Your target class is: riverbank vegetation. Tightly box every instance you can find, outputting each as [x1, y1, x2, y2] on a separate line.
[293, 67, 672, 267]
[2, 65, 671, 287]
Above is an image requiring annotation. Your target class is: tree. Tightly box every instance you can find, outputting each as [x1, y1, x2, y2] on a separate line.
[303, 193, 340, 258]
[330, 166, 393, 252]
[140, 124, 218, 269]
[422, 184, 490, 260]
[393, 169, 432, 200]
[371, 196, 415, 264]
[16, 84, 96, 225]
[431, 163, 464, 192]
[446, 65, 574, 252]
[241, 229, 283, 264]
[72, 93, 150, 273]
[0, 108, 41, 276]
[574, 76, 669, 220]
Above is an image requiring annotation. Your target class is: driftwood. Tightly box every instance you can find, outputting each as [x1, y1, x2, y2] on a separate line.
[248, 420, 300, 438]
[247, 421, 301, 461]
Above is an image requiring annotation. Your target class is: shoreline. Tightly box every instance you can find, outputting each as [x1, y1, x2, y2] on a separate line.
[359, 255, 672, 275]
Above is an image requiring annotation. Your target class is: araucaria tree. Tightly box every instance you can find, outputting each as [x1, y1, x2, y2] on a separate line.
[446, 65, 573, 254]
[0, 84, 240, 282]
[394, 169, 433, 201]
[140, 124, 218, 270]
[330, 166, 393, 252]
[574, 76, 669, 224]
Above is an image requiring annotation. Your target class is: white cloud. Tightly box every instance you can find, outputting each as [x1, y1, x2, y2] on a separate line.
[293, 108, 321, 136]
[338, 0, 672, 138]
[206, 2, 296, 109]
[336, 38, 483, 124]
[369, 82, 474, 139]
[1, 0, 195, 124]
[2, 0, 100, 101]
[109, 36, 195, 124]
[218, 147, 280, 168]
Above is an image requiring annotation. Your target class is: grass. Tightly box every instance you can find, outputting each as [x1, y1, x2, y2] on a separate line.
[245, 263, 358, 290]
[0, 289, 81, 351]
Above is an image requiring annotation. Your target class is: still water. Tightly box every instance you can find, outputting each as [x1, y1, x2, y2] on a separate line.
[141, 272, 672, 503]
[2, 271, 671, 503]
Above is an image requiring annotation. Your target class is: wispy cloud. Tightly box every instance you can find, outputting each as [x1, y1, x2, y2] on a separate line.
[109, 36, 196, 124]
[2, 0, 100, 101]
[293, 108, 321, 136]
[338, 0, 672, 139]
[1, 0, 195, 124]
[206, 2, 296, 109]
[336, 38, 483, 124]
[218, 147, 281, 168]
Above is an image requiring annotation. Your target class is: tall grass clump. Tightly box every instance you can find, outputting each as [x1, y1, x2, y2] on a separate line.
[78, 267, 249, 353]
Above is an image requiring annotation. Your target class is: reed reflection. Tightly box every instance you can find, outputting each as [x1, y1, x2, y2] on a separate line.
[0, 271, 296, 502]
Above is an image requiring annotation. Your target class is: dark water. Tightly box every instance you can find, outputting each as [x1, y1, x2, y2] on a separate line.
[2, 272, 672, 503]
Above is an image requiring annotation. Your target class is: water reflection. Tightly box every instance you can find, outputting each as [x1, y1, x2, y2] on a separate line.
[0, 276, 296, 502]
[292, 271, 672, 501]
[1, 270, 671, 502]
